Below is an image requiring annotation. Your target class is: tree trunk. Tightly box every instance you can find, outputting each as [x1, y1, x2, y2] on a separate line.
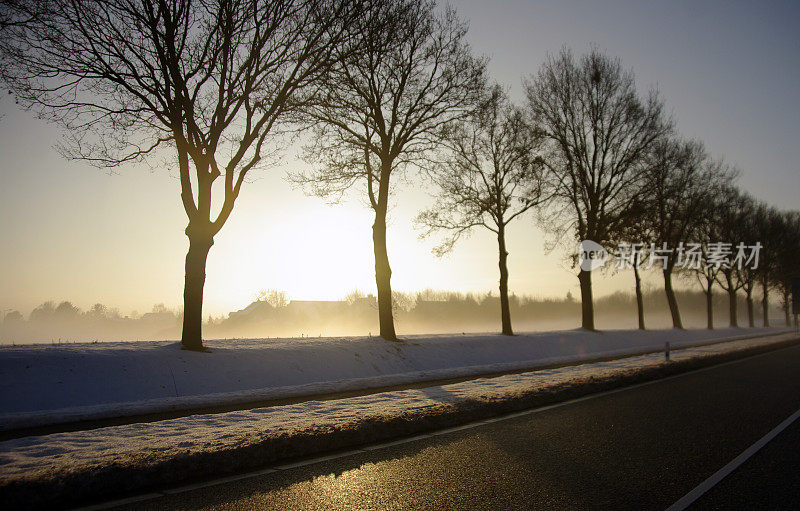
[705, 274, 714, 330]
[761, 279, 769, 327]
[372, 203, 397, 341]
[181, 231, 213, 351]
[633, 264, 645, 330]
[497, 225, 513, 336]
[727, 272, 738, 327]
[663, 268, 683, 329]
[785, 290, 791, 326]
[578, 269, 595, 330]
[746, 289, 754, 327]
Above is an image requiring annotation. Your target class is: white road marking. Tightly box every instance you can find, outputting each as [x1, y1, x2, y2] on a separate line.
[361, 433, 433, 450]
[69, 341, 798, 511]
[665, 406, 800, 511]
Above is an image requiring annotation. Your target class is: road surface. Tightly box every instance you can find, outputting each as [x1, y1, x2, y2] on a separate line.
[107, 344, 800, 510]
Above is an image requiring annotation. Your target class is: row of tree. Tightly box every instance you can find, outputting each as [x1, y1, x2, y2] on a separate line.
[417, 47, 800, 336]
[621, 178, 800, 332]
[1, 1, 797, 350]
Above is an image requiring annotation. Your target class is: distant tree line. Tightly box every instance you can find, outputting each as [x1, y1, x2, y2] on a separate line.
[1, 0, 798, 348]
[1, 301, 186, 343]
[1, 288, 775, 344]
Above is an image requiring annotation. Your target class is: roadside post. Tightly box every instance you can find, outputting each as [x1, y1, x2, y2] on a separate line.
[665, 341, 670, 362]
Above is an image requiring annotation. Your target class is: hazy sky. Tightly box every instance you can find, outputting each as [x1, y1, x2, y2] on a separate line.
[1, 0, 798, 317]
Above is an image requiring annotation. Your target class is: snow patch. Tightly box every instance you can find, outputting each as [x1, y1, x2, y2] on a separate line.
[0, 332, 795, 509]
[0, 327, 789, 430]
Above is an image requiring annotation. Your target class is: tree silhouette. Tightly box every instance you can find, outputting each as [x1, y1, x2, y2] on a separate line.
[525, 47, 670, 330]
[614, 207, 651, 330]
[0, 0, 363, 350]
[774, 211, 800, 325]
[688, 170, 736, 330]
[712, 185, 751, 327]
[256, 289, 289, 308]
[752, 203, 784, 327]
[0, 1, 39, 30]
[732, 194, 761, 327]
[417, 86, 547, 335]
[295, 0, 485, 341]
[643, 138, 721, 329]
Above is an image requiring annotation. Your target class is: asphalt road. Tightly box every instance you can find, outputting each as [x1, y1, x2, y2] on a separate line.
[110, 344, 800, 511]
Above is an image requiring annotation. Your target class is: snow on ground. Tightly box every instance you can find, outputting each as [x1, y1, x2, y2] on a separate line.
[0, 327, 789, 429]
[0, 332, 794, 486]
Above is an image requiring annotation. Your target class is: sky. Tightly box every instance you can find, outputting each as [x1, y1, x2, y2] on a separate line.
[1, 0, 798, 318]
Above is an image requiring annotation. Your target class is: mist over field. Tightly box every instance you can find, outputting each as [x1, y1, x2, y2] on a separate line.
[0, 288, 785, 345]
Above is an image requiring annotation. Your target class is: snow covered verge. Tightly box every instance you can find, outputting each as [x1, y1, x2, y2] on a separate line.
[0, 327, 789, 431]
[0, 332, 797, 510]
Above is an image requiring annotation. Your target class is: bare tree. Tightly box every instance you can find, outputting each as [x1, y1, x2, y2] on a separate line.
[644, 138, 723, 329]
[773, 211, 800, 326]
[696, 246, 721, 329]
[525, 47, 670, 330]
[0, 1, 39, 30]
[733, 196, 760, 327]
[294, 0, 485, 341]
[0, 0, 362, 350]
[0, 0, 42, 126]
[615, 210, 652, 330]
[753, 203, 783, 327]
[689, 185, 729, 330]
[256, 289, 289, 308]
[630, 244, 647, 330]
[416, 86, 547, 335]
[713, 186, 752, 327]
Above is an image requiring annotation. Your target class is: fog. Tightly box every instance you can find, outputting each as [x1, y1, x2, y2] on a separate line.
[0, 289, 785, 345]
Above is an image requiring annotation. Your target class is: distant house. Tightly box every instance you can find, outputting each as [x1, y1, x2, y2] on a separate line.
[227, 301, 274, 322]
[139, 311, 178, 325]
[223, 297, 379, 334]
